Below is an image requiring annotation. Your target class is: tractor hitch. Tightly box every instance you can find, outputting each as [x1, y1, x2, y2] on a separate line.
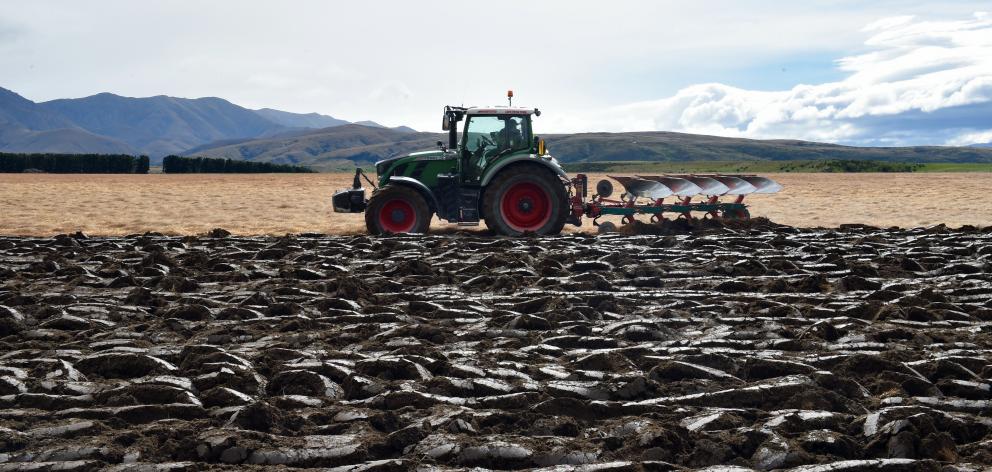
[566, 173, 588, 226]
[332, 168, 370, 213]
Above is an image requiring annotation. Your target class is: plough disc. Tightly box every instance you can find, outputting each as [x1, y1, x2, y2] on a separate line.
[670, 175, 730, 196]
[709, 175, 757, 195]
[607, 175, 674, 199]
[636, 176, 703, 197]
[740, 176, 784, 193]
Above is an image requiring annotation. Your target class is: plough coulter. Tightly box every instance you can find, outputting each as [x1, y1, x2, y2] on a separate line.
[334, 92, 783, 235]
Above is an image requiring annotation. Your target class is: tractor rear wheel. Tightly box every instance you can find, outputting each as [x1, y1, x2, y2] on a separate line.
[365, 185, 432, 235]
[483, 166, 568, 236]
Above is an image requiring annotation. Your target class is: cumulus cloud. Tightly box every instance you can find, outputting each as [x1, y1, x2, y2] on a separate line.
[554, 13, 992, 146]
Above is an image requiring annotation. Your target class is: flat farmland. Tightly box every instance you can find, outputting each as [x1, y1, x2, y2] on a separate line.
[0, 172, 989, 236]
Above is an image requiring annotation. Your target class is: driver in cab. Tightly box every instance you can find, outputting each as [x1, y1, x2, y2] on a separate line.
[495, 118, 523, 155]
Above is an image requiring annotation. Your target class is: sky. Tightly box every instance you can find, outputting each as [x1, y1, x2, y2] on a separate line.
[1, 0, 991, 145]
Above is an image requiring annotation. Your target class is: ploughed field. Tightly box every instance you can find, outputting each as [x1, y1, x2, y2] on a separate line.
[1, 223, 991, 470]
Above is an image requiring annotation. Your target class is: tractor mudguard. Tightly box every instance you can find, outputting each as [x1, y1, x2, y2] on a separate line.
[386, 176, 441, 212]
[480, 156, 568, 187]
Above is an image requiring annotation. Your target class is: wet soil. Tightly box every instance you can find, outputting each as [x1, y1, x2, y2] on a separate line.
[0, 223, 991, 471]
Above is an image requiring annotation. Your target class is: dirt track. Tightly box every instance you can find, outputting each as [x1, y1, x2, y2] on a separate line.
[1, 222, 991, 470]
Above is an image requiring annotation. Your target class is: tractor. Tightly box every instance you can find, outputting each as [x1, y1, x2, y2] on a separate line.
[333, 92, 782, 235]
[333, 93, 573, 236]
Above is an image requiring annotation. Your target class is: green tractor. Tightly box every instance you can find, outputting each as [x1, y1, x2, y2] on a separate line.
[333, 94, 782, 235]
[333, 95, 576, 236]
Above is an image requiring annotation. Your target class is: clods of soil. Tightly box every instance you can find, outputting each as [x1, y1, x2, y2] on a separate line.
[0, 224, 990, 471]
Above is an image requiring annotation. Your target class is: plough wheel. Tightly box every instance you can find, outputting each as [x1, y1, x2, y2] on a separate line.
[721, 207, 751, 221]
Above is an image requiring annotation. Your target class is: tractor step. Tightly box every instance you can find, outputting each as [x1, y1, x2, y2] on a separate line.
[436, 175, 482, 224]
[458, 187, 481, 223]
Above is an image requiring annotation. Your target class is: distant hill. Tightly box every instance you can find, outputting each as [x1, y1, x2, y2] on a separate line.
[354, 120, 417, 133]
[253, 108, 349, 129]
[544, 132, 992, 164]
[0, 88, 135, 154]
[188, 127, 992, 171]
[0, 86, 414, 160]
[0, 87, 76, 130]
[40, 93, 284, 158]
[190, 124, 440, 170]
[0, 127, 136, 154]
[971, 143, 992, 148]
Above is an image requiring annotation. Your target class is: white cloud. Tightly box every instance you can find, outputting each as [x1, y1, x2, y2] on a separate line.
[949, 129, 992, 145]
[550, 12, 992, 146]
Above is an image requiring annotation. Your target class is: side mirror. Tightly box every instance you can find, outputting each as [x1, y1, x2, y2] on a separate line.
[441, 115, 450, 131]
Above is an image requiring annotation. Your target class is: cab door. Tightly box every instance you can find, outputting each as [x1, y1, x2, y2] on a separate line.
[461, 115, 529, 185]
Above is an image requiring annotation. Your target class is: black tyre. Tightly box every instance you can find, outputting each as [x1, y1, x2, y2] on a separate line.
[365, 185, 432, 235]
[483, 165, 568, 236]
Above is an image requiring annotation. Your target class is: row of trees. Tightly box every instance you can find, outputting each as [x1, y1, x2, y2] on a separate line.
[0, 153, 150, 173]
[814, 160, 922, 173]
[162, 155, 315, 173]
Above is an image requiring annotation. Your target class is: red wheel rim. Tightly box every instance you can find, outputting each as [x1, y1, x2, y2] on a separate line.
[378, 198, 416, 233]
[500, 181, 551, 232]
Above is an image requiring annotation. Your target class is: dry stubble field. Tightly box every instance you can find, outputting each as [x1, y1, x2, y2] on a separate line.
[0, 172, 989, 236]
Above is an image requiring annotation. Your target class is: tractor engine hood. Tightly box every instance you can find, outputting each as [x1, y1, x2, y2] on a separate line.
[375, 150, 448, 176]
[374, 155, 406, 175]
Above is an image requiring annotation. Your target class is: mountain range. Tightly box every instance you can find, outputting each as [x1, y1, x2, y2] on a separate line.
[2, 85, 992, 170]
[188, 126, 992, 171]
[0, 86, 411, 160]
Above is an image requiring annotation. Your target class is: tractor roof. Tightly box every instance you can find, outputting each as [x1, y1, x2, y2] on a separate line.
[465, 107, 536, 115]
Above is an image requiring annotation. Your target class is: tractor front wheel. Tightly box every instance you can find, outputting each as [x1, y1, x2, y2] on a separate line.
[483, 166, 568, 236]
[365, 186, 432, 235]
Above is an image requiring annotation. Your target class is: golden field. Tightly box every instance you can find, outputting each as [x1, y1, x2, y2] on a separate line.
[0, 172, 989, 236]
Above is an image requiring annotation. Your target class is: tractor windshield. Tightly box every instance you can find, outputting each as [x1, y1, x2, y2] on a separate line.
[463, 115, 530, 157]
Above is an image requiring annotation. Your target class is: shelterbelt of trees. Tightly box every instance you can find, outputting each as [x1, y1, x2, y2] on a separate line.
[162, 155, 314, 173]
[0, 153, 315, 173]
[0, 153, 150, 174]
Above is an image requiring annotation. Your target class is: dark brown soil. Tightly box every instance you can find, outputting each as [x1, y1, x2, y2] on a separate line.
[0, 224, 990, 471]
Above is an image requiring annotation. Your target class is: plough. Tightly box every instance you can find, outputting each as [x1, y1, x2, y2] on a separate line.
[571, 174, 783, 229]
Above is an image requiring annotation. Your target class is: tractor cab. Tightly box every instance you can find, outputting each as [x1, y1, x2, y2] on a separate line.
[443, 106, 543, 184]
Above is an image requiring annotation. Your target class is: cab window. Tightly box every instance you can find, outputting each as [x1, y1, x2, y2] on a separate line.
[463, 115, 529, 157]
